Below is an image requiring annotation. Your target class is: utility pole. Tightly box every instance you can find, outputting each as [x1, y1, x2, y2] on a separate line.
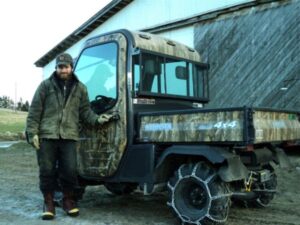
[14, 82, 17, 112]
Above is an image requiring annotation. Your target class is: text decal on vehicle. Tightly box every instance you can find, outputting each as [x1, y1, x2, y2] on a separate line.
[144, 121, 239, 131]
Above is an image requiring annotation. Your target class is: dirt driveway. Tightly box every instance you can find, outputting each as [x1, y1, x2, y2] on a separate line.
[0, 142, 299, 225]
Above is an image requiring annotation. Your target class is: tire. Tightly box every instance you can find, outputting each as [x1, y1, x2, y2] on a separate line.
[104, 183, 137, 195]
[167, 162, 231, 225]
[251, 174, 277, 208]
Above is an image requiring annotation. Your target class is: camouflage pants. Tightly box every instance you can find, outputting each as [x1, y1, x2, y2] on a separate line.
[36, 139, 78, 194]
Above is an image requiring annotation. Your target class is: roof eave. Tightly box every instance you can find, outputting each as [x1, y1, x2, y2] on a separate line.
[34, 0, 133, 67]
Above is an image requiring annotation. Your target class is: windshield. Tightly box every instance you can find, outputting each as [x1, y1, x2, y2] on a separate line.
[133, 53, 209, 101]
[74, 42, 118, 113]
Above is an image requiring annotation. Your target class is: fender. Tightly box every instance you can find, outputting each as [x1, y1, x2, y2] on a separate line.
[156, 145, 249, 182]
[269, 146, 291, 169]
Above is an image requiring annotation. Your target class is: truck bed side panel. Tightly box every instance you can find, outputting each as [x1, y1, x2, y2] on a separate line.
[139, 110, 244, 143]
[253, 110, 300, 143]
[138, 108, 300, 144]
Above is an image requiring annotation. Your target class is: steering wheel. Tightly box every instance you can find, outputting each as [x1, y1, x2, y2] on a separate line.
[95, 95, 110, 102]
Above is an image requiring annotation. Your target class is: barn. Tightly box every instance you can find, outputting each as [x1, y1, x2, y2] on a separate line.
[34, 0, 300, 110]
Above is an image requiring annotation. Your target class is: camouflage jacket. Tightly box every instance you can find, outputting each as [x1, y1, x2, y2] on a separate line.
[26, 72, 98, 142]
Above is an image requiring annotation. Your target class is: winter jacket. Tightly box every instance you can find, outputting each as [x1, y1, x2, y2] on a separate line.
[26, 72, 98, 142]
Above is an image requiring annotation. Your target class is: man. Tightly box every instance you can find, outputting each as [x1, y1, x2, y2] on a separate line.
[26, 53, 113, 220]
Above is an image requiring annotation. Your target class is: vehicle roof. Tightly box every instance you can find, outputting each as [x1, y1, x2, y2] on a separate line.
[85, 29, 202, 63]
[130, 30, 202, 63]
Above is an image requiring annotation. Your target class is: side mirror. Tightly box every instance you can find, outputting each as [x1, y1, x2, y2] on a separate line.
[176, 66, 187, 80]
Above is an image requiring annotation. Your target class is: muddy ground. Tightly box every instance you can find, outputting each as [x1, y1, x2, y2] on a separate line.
[0, 142, 299, 225]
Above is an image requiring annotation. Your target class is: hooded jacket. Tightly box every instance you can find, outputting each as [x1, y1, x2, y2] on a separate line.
[26, 72, 98, 142]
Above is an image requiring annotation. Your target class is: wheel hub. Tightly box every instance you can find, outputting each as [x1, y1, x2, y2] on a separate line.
[188, 185, 207, 209]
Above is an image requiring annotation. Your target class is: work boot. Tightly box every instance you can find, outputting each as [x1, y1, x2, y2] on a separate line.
[42, 192, 55, 220]
[63, 191, 79, 217]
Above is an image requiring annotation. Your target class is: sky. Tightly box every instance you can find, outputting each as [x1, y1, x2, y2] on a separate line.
[0, 0, 112, 103]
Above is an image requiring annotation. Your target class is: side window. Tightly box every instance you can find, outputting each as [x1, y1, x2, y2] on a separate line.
[165, 59, 187, 96]
[74, 42, 118, 113]
[150, 63, 165, 93]
[140, 54, 164, 93]
[189, 63, 195, 97]
[133, 56, 140, 92]
[75, 42, 118, 101]
[132, 52, 209, 100]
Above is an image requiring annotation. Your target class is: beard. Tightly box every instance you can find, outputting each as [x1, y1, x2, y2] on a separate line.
[57, 71, 72, 80]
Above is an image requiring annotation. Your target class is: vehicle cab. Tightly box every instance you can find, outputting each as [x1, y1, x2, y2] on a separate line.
[74, 29, 209, 178]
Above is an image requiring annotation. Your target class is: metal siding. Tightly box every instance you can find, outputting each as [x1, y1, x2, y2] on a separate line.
[41, 0, 251, 77]
[95, 0, 252, 33]
[194, 0, 300, 111]
[158, 26, 194, 49]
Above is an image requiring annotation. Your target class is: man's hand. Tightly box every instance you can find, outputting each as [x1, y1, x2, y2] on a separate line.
[33, 134, 40, 150]
[97, 114, 113, 125]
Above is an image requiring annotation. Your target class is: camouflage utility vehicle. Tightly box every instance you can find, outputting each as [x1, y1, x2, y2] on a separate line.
[73, 29, 300, 224]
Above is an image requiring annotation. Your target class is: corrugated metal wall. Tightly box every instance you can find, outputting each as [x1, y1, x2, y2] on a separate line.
[194, 0, 300, 111]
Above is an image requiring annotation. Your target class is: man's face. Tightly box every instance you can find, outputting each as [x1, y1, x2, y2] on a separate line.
[56, 64, 72, 80]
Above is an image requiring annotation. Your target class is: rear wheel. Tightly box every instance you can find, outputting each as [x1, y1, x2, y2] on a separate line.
[234, 171, 277, 208]
[251, 174, 277, 208]
[104, 183, 137, 195]
[167, 162, 231, 225]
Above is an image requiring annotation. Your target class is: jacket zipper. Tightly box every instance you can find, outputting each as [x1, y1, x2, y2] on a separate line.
[63, 82, 67, 105]
[64, 83, 77, 108]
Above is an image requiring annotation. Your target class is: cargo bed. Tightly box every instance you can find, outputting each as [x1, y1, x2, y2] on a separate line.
[138, 107, 300, 145]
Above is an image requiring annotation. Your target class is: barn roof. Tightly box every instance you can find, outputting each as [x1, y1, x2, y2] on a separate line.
[35, 0, 272, 68]
[34, 0, 133, 67]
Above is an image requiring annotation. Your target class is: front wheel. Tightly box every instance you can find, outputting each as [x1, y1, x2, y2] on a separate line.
[167, 162, 231, 225]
